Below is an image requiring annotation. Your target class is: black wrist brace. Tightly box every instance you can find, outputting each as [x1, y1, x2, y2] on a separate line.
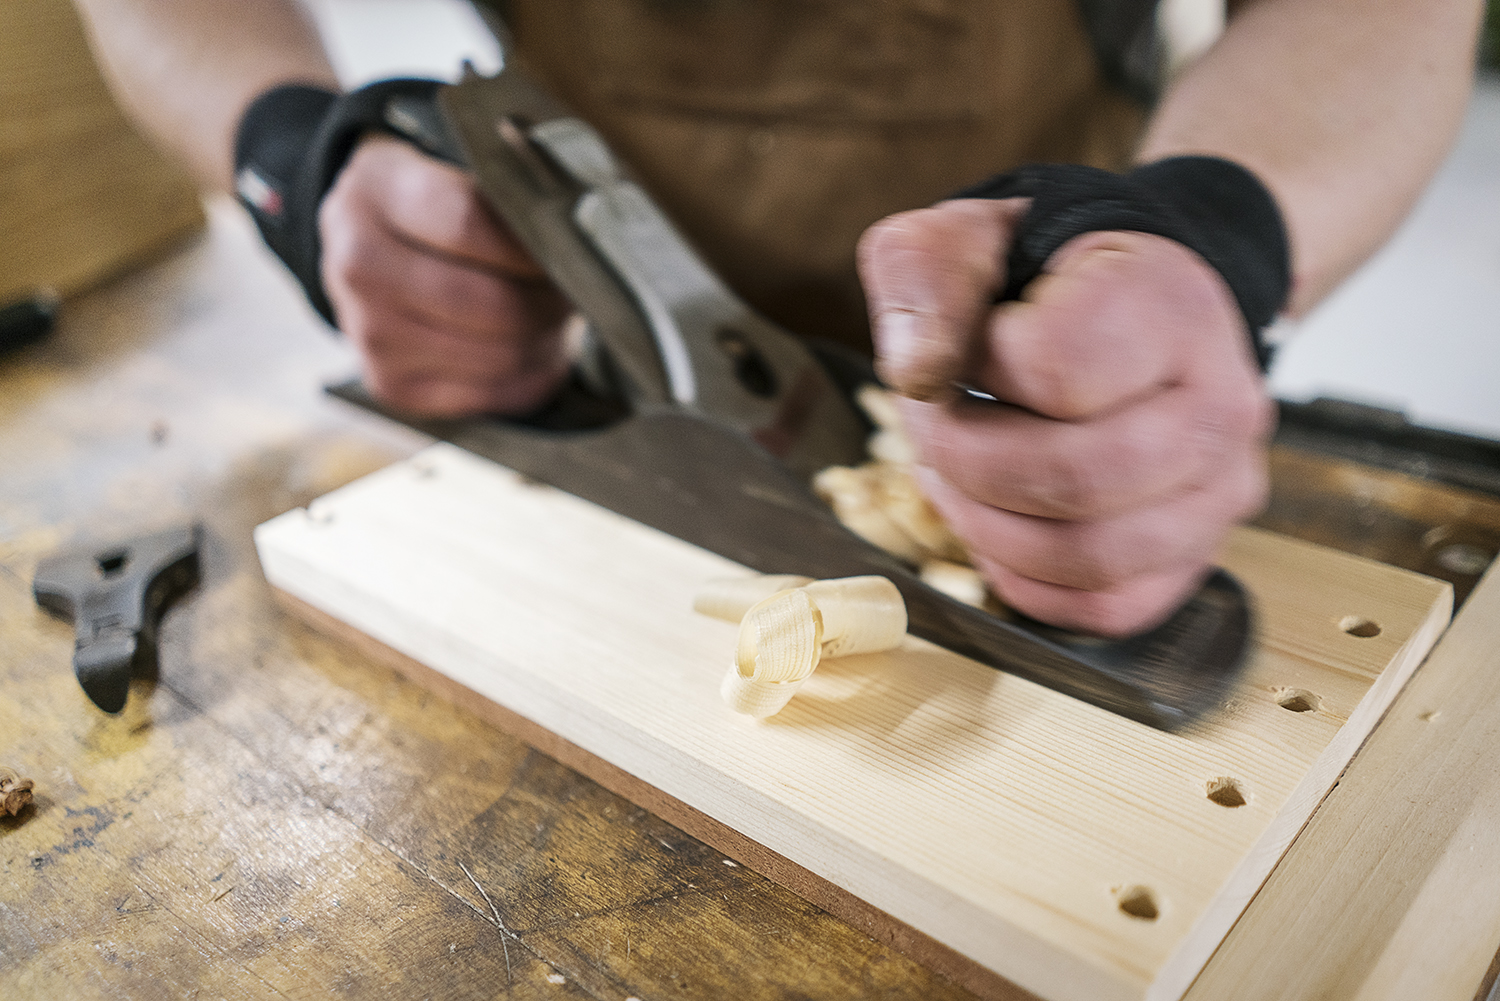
[233, 78, 460, 325]
[954, 157, 1291, 370]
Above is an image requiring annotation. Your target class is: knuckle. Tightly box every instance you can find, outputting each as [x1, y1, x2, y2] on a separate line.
[324, 144, 395, 224]
[408, 154, 461, 205]
[342, 307, 421, 359]
[411, 166, 483, 240]
[328, 298, 377, 346]
[1027, 445, 1107, 518]
[998, 312, 1097, 419]
[1078, 591, 1168, 639]
[860, 204, 989, 274]
[446, 269, 511, 321]
[453, 187, 500, 245]
[858, 210, 929, 261]
[319, 241, 361, 296]
[352, 319, 403, 354]
[316, 196, 354, 261]
[318, 178, 352, 229]
[319, 218, 386, 298]
[1231, 459, 1271, 521]
[367, 372, 474, 419]
[1223, 379, 1272, 433]
[1246, 389, 1278, 439]
[1190, 382, 1273, 464]
[1070, 537, 1139, 593]
[363, 369, 419, 410]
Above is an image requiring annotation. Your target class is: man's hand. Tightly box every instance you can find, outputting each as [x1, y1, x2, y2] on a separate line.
[319, 135, 574, 417]
[858, 199, 1275, 637]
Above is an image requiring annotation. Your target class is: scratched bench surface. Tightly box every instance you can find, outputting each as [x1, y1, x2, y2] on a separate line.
[2, 200, 1497, 1001]
[0, 201, 975, 1001]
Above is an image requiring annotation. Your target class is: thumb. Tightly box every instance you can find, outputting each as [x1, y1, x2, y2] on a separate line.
[856, 198, 1026, 400]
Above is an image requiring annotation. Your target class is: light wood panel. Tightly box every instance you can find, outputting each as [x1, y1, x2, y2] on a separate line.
[0, 0, 204, 305]
[1186, 557, 1500, 1001]
[255, 442, 1452, 1001]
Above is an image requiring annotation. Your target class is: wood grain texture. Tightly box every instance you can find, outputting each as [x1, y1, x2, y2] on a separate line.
[1185, 557, 1500, 1001]
[5, 196, 1493, 1001]
[274, 587, 1042, 1001]
[255, 442, 1453, 1001]
[0, 199, 982, 1001]
[0, 0, 204, 304]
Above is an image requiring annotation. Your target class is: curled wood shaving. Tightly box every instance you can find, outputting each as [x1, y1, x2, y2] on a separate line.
[812, 465, 924, 563]
[870, 463, 967, 563]
[694, 574, 814, 623]
[722, 588, 823, 718]
[708, 387, 1003, 718]
[709, 576, 907, 718]
[868, 428, 916, 465]
[857, 385, 917, 465]
[855, 383, 904, 434]
[821, 385, 1003, 612]
[803, 577, 907, 658]
[919, 559, 989, 608]
[812, 460, 965, 566]
[0, 767, 35, 817]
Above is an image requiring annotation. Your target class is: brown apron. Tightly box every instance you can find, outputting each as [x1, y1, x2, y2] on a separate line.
[504, 0, 1145, 350]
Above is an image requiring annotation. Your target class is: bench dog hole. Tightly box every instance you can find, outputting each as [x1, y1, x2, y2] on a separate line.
[1205, 776, 1247, 808]
[1114, 885, 1159, 921]
[1274, 688, 1320, 713]
[1339, 616, 1381, 638]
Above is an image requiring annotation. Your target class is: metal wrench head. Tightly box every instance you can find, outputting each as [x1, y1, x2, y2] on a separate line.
[32, 524, 201, 713]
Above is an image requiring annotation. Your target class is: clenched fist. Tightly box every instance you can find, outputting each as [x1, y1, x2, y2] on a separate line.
[319, 135, 573, 417]
[858, 198, 1275, 637]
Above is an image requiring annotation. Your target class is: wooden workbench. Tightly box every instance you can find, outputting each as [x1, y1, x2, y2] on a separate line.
[4, 199, 1500, 1000]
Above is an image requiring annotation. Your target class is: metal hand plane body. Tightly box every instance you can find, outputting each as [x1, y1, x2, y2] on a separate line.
[338, 63, 1253, 730]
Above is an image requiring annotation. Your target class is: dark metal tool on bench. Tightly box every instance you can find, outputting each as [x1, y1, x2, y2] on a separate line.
[33, 524, 201, 713]
[335, 51, 1253, 730]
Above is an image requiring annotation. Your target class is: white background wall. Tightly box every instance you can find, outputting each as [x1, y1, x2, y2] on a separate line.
[1267, 80, 1500, 439]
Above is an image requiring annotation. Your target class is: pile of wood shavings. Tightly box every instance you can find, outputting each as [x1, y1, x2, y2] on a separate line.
[813, 385, 999, 612]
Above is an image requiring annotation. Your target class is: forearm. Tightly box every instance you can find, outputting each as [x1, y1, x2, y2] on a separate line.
[73, 0, 338, 192]
[1137, 0, 1483, 315]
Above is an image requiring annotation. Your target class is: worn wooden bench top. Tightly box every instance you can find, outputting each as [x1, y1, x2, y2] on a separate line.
[4, 200, 1500, 1001]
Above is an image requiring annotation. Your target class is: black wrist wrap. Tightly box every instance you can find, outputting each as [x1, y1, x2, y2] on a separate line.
[233, 78, 458, 325]
[954, 157, 1291, 370]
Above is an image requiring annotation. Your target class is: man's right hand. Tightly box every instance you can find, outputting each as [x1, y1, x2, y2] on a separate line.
[318, 135, 574, 417]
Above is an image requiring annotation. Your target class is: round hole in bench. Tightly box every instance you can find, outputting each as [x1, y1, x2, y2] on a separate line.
[1274, 688, 1321, 713]
[1115, 885, 1159, 921]
[1206, 776, 1248, 808]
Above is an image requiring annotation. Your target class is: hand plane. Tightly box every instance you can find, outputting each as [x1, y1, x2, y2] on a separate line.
[332, 50, 1253, 731]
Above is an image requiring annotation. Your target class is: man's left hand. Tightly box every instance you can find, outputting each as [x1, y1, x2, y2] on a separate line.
[858, 198, 1276, 637]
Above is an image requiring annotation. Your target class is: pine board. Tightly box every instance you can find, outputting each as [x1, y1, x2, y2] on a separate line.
[1186, 556, 1500, 1001]
[0, 0, 204, 305]
[254, 442, 1452, 1001]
